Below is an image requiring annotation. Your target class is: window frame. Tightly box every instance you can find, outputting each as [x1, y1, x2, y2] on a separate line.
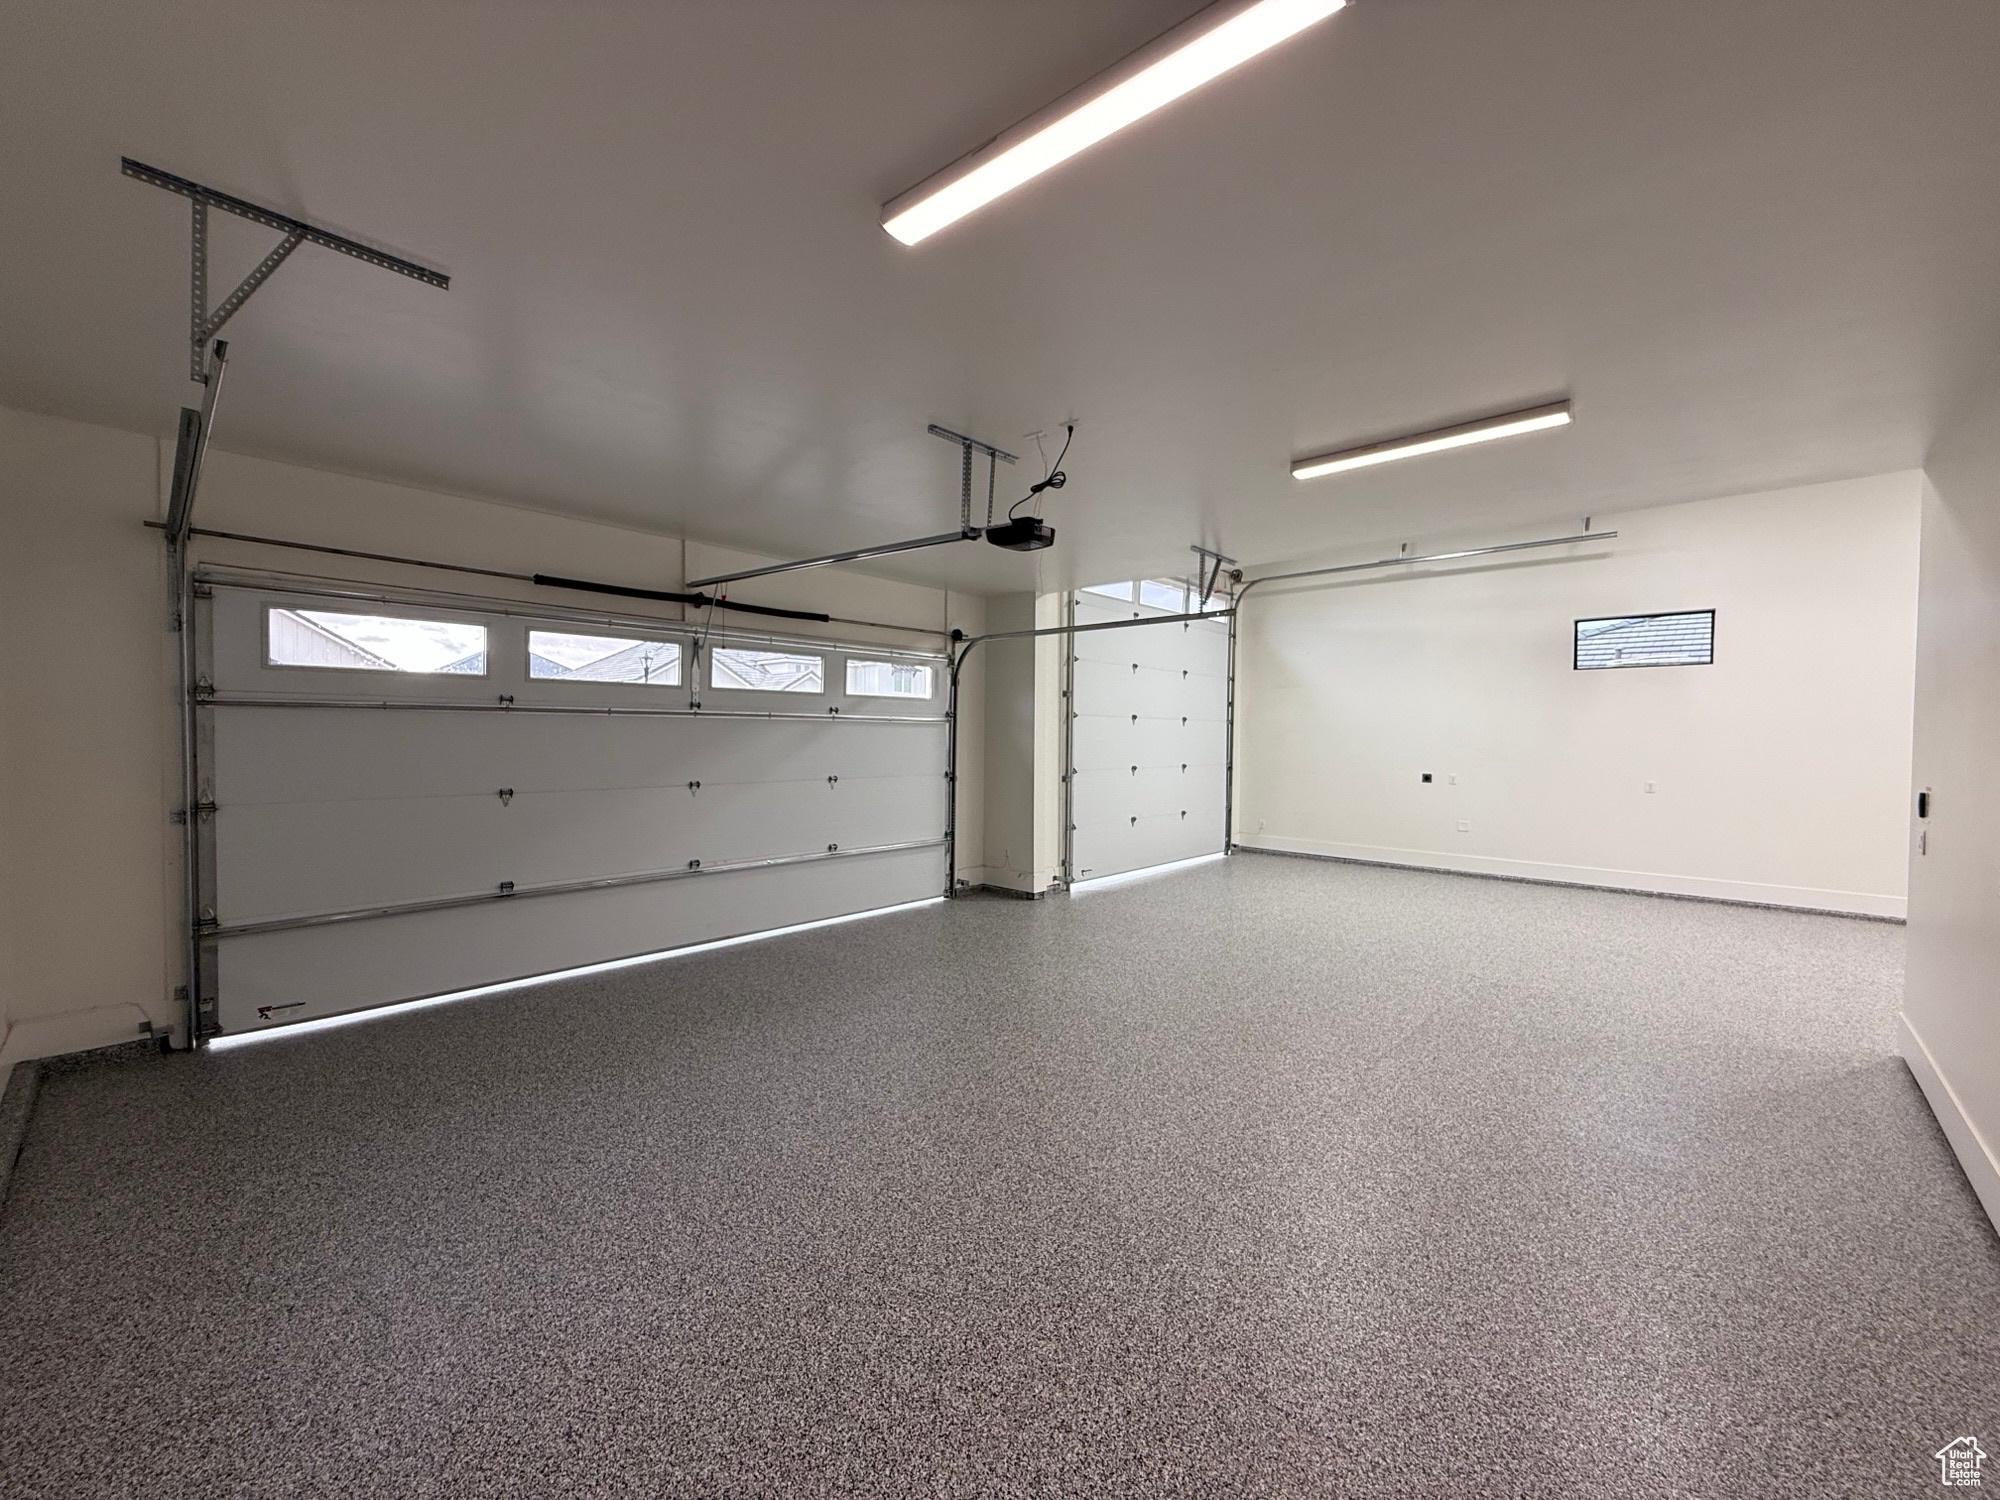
[526, 628, 684, 689]
[1572, 608, 1717, 671]
[843, 656, 937, 701]
[262, 604, 492, 679]
[707, 645, 827, 695]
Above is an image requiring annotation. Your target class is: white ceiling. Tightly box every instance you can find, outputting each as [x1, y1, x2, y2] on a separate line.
[5, 0, 1999, 593]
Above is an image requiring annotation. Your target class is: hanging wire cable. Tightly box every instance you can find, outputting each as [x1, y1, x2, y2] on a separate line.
[1009, 423, 1072, 521]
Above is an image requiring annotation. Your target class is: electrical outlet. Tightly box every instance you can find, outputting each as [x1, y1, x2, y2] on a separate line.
[1448, 774, 1458, 786]
[1456, 820, 1470, 833]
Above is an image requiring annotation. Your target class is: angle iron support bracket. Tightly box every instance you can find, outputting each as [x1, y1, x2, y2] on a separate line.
[123, 157, 449, 384]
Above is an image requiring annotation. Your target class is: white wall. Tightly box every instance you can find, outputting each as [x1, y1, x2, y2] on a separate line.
[0, 404, 986, 1065]
[1236, 473, 1923, 917]
[976, 591, 1065, 894]
[979, 593, 1039, 892]
[1902, 376, 2000, 1230]
[0, 410, 171, 1062]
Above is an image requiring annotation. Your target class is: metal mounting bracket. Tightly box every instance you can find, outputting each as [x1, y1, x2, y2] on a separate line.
[927, 424, 1019, 531]
[123, 157, 449, 383]
[1190, 544, 1239, 606]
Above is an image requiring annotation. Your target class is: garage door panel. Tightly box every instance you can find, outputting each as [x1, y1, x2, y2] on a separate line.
[213, 844, 946, 1030]
[1073, 719, 1221, 774]
[1073, 816, 1218, 882]
[1083, 623, 1226, 673]
[214, 709, 944, 805]
[1071, 657, 1205, 708]
[217, 764, 949, 925]
[1073, 776, 1222, 832]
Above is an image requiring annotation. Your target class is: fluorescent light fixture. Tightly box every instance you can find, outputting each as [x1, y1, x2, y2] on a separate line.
[204, 897, 946, 1050]
[1291, 401, 1574, 480]
[882, 0, 1346, 246]
[1069, 851, 1227, 894]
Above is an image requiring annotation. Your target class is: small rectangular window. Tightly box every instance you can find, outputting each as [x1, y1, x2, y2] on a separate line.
[1139, 579, 1185, 611]
[1574, 610, 1715, 670]
[846, 658, 935, 699]
[1082, 582, 1133, 601]
[528, 630, 681, 686]
[710, 646, 823, 693]
[267, 608, 487, 675]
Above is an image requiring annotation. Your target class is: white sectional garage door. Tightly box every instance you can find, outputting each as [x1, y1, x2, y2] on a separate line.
[1067, 590, 1229, 882]
[196, 576, 948, 1035]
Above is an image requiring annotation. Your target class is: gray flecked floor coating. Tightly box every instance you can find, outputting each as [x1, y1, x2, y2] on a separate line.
[1, 854, 1994, 1498]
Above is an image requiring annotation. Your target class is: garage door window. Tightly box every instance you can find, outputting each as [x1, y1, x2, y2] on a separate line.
[710, 647, 823, 693]
[267, 608, 487, 675]
[845, 659, 934, 699]
[529, 630, 681, 686]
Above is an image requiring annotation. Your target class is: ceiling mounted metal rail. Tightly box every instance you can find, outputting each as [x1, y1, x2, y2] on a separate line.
[155, 526, 950, 638]
[687, 425, 1018, 589]
[1219, 527, 1619, 859]
[1232, 529, 1618, 599]
[123, 157, 450, 384]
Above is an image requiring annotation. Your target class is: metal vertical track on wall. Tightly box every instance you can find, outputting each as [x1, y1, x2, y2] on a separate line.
[943, 655, 961, 895]
[1223, 602, 1239, 856]
[174, 545, 204, 1044]
[171, 561, 219, 1046]
[1060, 591, 1078, 888]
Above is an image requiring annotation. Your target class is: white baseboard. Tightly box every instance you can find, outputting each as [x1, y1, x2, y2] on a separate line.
[1900, 1012, 2000, 1235]
[0, 1004, 163, 1071]
[1238, 835, 1906, 920]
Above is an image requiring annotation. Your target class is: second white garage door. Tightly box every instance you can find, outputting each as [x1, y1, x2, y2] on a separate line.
[1066, 586, 1229, 883]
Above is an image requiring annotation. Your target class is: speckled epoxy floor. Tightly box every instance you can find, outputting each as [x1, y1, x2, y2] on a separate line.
[1, 854, 1994, 1498]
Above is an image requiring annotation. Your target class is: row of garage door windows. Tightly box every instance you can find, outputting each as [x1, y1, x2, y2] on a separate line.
[265, 606, 938, 699]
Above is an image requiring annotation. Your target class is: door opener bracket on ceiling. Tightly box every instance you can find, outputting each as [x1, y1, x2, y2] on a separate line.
[687, 425, 1019, 589]
[1190, 545, 1240, 605]
[122, 157, 450, 384]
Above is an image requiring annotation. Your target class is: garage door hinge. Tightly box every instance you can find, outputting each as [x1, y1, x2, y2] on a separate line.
[172, 800, 218, 825]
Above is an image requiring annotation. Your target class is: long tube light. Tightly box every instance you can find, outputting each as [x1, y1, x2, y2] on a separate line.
[1291, 400, 1573, 480]
[882, 0, 1346, 247]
